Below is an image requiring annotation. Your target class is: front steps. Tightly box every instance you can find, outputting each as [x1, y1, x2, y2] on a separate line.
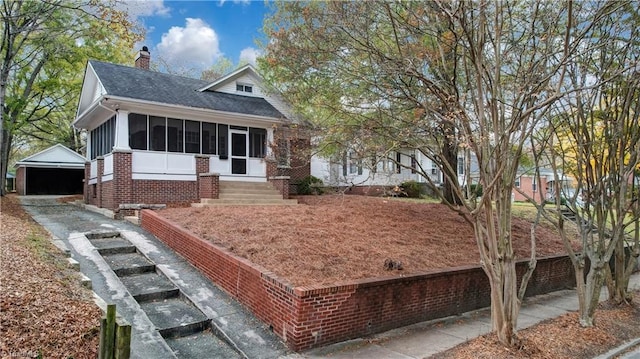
[193, 181, 298, 207]
[85, 231, 243, 358]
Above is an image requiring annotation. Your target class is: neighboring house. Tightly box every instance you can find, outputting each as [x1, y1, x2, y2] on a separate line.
[310, 149, 472, 195]
[13, 144, 86, 195]
[513, 167, 573, 204]
[5, 172, 15, 193]
[73, 47, 307, 213]
[311, 150, 440, 194]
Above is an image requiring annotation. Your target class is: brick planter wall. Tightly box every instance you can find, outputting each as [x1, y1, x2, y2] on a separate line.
[141, 210, 576, 351]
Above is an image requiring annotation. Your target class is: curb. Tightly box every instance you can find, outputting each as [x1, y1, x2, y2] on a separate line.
[593, 338, 640, 359]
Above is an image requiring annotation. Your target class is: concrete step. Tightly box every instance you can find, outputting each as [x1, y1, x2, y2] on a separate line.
[120, 271, 180, 302]
[194, 199, 298, 207]
[165, 330, 243, 359]
[219, 181, 273, 189]
[140, 297, 210, 339]
[218, 193, 285, 200]
[124, 216, 140, 225]
[90, 237, 137, 255]
[219, 188, 282, 195]
[102, 252, 156, 276]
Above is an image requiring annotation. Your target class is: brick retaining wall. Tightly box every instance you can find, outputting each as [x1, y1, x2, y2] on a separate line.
[141, 209, 576, 351]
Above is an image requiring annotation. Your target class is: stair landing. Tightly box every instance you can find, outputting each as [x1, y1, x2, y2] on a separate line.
[193, 181, 298, 207]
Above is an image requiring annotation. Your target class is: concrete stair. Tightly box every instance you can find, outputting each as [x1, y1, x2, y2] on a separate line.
[193, 181, 298, 207]
[85, 230, 243, 357]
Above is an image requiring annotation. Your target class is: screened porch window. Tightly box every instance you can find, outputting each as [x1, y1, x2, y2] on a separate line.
[129, 113, 148, 150]
[249, 127, 266, 158]
[149, 116, 166, 151]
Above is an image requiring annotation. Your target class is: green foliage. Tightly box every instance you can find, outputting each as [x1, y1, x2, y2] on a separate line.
[400, 181, 422, 198]
[469, 184, 483, 198]
[200, 57, 235, 81]
[0, 0, 142, 195]
[297, 175, 324, 195]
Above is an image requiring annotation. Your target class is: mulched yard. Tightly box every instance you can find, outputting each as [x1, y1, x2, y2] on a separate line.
[0, 193, 637, 358]
[160, 194, 639, 358]
[160, 194, 569, 287]
[434, 295, 640, 359]
[0, 195, 101, 358]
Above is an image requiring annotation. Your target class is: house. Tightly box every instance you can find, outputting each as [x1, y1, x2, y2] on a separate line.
[73, 47, 308, 215]
[13, 144, 86, 195]
[512, 167, 575, 204]
[5, 172, 15, 193]
[311, 149, 442, 195]
[310, 147, 473, 196]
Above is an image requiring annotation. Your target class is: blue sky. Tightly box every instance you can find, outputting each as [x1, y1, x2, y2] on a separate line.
[124, 0, 271, 74]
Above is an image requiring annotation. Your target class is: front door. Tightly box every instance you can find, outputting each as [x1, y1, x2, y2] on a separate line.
[230, 130, 248, 175]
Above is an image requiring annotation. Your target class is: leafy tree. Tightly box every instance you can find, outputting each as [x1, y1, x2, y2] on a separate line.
[0, 0, 141, 195]
[261, 0, 621, 346]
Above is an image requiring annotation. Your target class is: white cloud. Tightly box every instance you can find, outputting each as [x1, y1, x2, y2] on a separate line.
[218, 0, 251, 6]
[239, 47, 261, 65]
[156, 18, 221, 72]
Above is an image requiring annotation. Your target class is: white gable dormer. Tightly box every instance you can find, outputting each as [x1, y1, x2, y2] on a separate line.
[199, 64, 297, 121]
[199, 64, 262, 97]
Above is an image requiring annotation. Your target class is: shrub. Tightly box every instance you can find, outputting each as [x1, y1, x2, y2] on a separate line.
[297, 175, 324, 195]
[400, 180, 422, 198]
[468, 184, 483, 198]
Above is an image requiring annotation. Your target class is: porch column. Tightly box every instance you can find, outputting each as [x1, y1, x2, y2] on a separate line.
[96, 156, 104, 208]
[113, 110, 131, 151]
[84, 161, 90, 204]
[112, 150, 133, 211]
[266, 127, 275, 158]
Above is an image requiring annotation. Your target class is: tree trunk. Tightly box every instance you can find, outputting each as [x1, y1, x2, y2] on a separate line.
[0, 128, 11, 197]
[441, 139, 461, 205]
[611, 236, 628, 303]
[579, 262, 605, 327]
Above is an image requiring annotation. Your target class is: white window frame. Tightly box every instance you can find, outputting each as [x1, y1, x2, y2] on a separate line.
[236, 82, 253, 93]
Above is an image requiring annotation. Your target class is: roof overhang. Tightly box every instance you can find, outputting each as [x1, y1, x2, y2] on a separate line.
[15, 161, 86, 169]
[198, 64, 258, 92]
[74, 95, 288, 130]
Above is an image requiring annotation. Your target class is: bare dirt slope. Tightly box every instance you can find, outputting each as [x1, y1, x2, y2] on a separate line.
[160, 195, 568, 286]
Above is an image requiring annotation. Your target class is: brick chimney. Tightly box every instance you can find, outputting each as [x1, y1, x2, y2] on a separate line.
[134, 46, 150, 70]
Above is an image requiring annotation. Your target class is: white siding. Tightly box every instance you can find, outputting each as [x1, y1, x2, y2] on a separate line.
[132, 151, 195, 175]
[215, 74, 262, 97]
[103, 153, 113, 176]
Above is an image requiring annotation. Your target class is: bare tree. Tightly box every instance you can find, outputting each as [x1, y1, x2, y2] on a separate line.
[262, 0, 621, 345]
[534, 6, 640, 325]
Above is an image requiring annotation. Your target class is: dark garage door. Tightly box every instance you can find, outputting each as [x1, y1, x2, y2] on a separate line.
[26, 167, 84, 195]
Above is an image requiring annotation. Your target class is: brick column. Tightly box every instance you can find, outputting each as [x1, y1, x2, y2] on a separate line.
[266, 157, 278, 178]
[112, 150, 132, 210]
[84, 161, 90, 204]
[96, 156, 104, 208]
[199, 173, 219, 199]
[268, 165, 291, 199]
[195, 155, 211, 201]
[15, 166, 25, 195]
[269, 176, 290, 199]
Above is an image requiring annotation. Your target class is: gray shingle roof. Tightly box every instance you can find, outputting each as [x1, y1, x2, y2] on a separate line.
[90, 61, 285, 119]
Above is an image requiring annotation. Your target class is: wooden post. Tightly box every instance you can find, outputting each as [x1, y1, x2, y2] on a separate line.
[114, 321, 132, 359]
[104, 304, 116, 359]
[98, 317, 107, 359]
